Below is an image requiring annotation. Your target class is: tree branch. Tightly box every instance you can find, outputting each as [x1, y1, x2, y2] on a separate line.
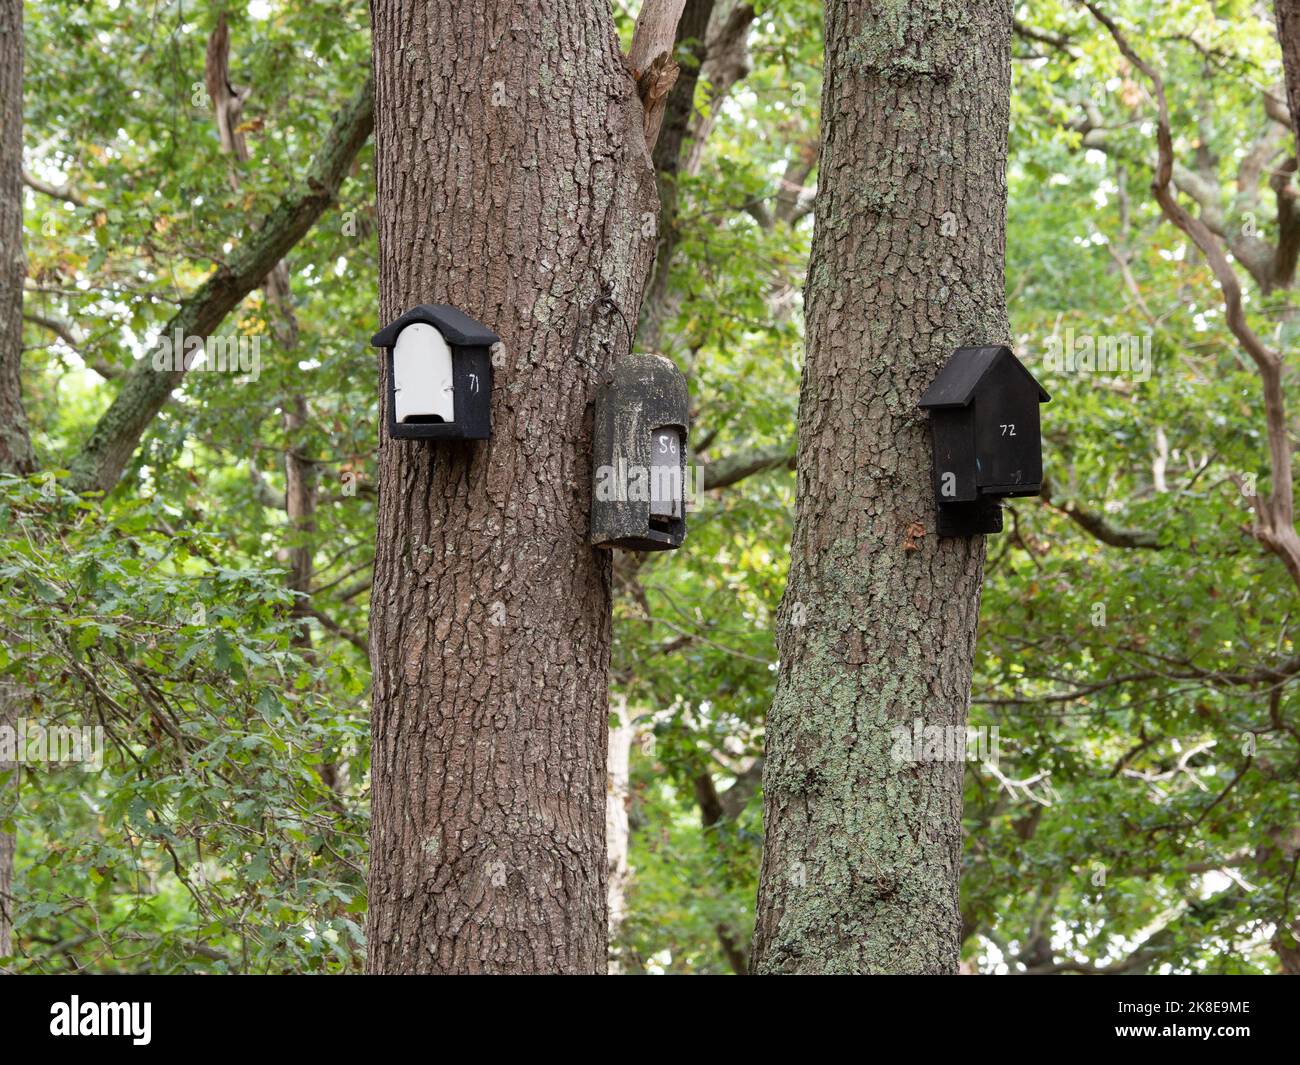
[1012, 18, 1081, 58]
[248, 462, 286, 510]
[1072, 103, 1280, 290]
[1082, 1, 1300, 589]
[303, 606, 367, 656]
[23, 310, 122, 379]
[628, 0, 688, 151]
[65, 73, 374, 494]
[21, 169, 84, 206]
[702, 443, 794, 491]
[22, 309, 82, 350]
[684, 3, 756, 176]
[1040, 475, 1163, 549]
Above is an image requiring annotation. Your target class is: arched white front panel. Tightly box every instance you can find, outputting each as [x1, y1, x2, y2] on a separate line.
[393, 322, 454, 424]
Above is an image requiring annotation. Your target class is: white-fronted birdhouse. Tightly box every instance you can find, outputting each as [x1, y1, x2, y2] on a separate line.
[591, 353, 689, 551]
[919, 345, 1050, 536]
[371, 305, 498, 441]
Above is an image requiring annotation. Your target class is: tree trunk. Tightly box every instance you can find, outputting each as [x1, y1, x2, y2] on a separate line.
[0, 707, 11, 961]
[642, 1, 758, 348]
[0, 0, 28, 963]
[605, 693, 634, 971]
[682, 3, 755, 176]
[640, 0, 717, 349]
[365, 0, 669, 974]
[1275, 1, 1300, 161]
[750, 0, 1012, 974]
[0, 0, 29, 478]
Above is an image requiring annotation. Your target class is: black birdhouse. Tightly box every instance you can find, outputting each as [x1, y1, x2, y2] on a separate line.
[371, 304, 498, 441]
[918, 345, 1050, 537]
[591, 352, 690, 552]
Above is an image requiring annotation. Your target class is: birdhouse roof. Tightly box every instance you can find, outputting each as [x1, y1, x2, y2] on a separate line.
[371, 305, 500, 348]
[918, 345, 1050, 409]
[603, 352, 690, 429]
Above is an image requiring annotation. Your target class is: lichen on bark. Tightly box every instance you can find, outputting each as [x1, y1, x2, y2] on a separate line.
[751, 0, 1013, 974]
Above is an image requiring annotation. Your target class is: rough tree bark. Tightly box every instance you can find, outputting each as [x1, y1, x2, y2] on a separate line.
[1275, 1, 1300, 161]
[0, 0, 29, 478]
[751, 0, 1013, 974]
[0, 0, 28, 963]
[365, 0, 681, 974]
[605, 693, 633, 969]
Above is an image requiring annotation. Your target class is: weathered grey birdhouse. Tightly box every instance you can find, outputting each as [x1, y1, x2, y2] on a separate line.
[371, 304, 498, 441]
[919, 345, 1050, 537]
[591, 352, 690, 551]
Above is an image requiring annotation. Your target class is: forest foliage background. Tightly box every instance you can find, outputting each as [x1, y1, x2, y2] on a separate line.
[2, 0, 1298, 973]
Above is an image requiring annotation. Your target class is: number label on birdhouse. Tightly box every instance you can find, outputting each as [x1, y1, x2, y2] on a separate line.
[919, 345, 1049, 537]
[649, 427, 684, 524]
[371, 304, 499, 441]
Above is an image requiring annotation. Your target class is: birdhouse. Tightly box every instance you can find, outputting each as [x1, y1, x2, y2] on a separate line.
[918, 345, 1050, 537]
[371, 304, 498, 441]
[591, 353, 690, 551]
